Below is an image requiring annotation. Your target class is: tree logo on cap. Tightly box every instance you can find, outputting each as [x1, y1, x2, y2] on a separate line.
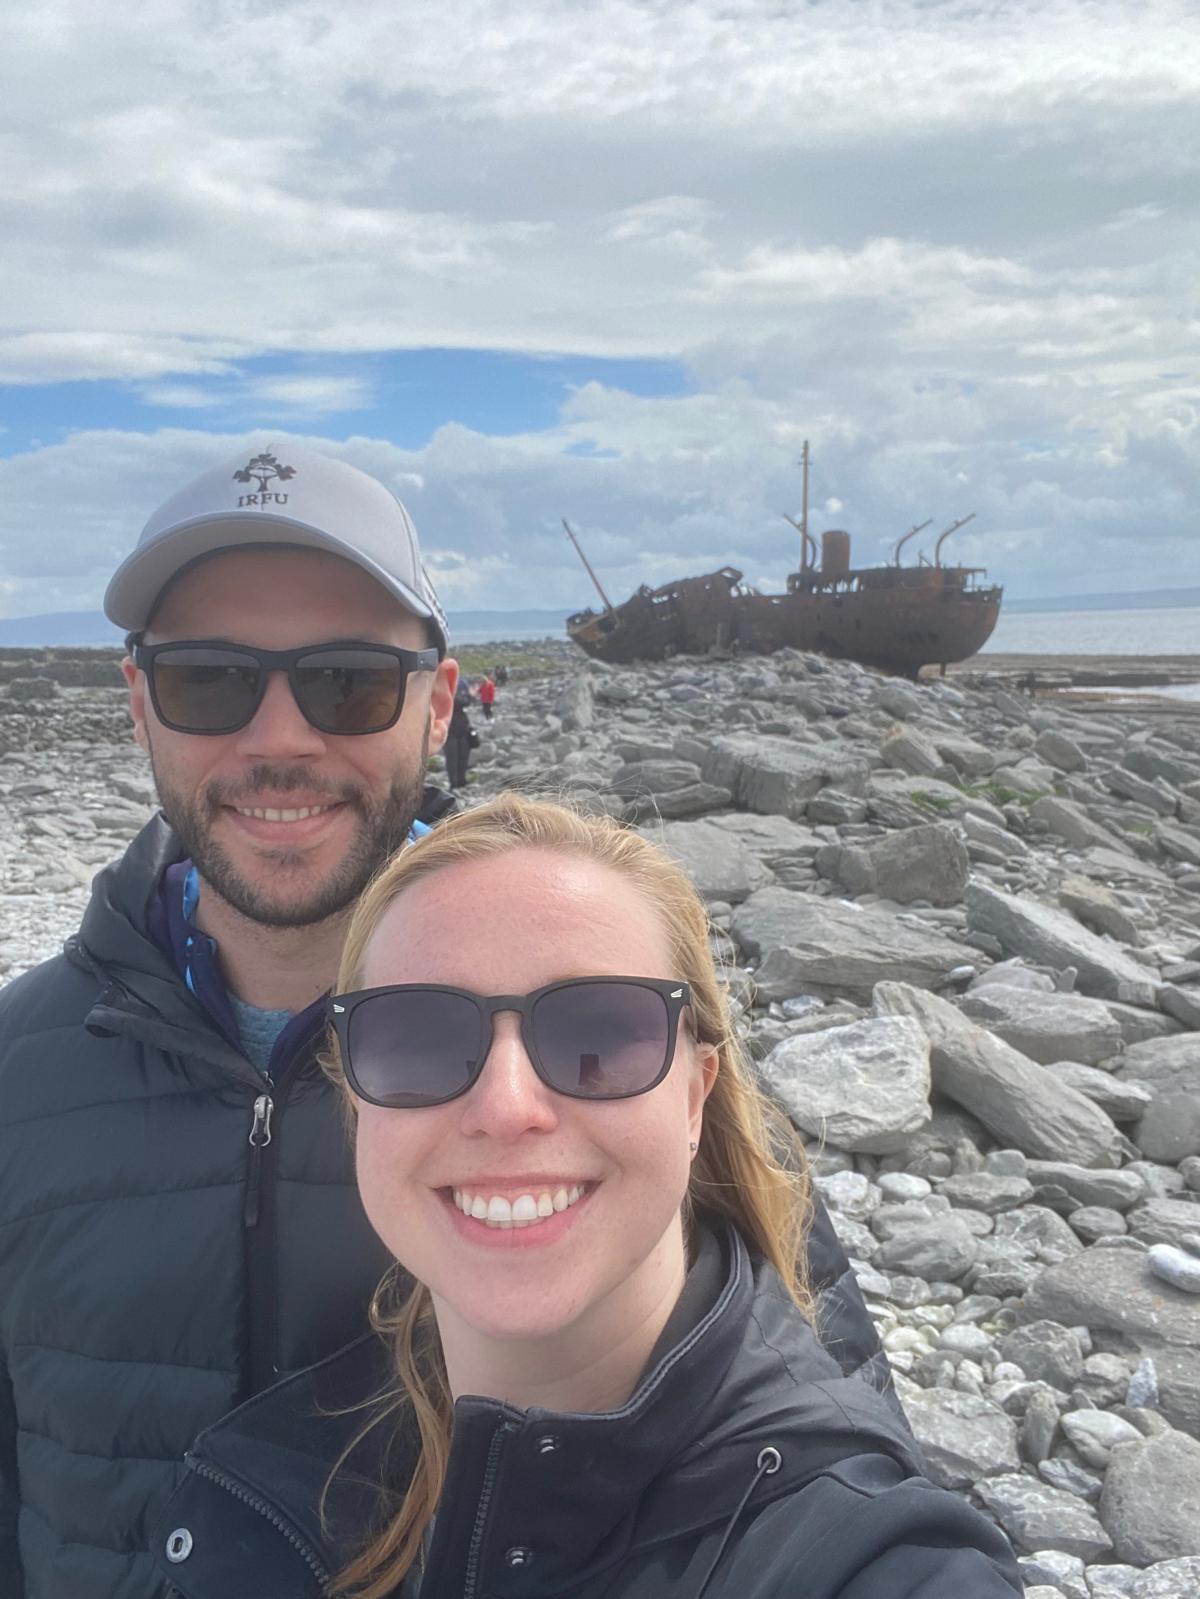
[233, 450, 297, 508]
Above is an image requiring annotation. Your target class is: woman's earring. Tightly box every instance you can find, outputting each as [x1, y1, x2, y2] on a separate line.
[688, 1140, 699, 1156]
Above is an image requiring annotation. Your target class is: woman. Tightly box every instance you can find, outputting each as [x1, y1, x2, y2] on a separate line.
[153, 795, 1021, 1599]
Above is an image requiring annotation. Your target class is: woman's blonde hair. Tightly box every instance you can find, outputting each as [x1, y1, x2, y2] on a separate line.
[323, 792, 812, 1597]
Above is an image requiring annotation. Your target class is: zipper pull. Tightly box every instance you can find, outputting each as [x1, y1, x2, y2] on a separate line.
[244, 1094, 274, 1228]
[248, 1094, 274, 1148]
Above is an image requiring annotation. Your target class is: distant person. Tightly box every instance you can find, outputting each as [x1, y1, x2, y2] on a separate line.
[494, 662, 509, 686]
[478, 669, 497, 720]
[150, 795, 1022, 1599]
[444, 679, 477, 788]
[0, 447, 459, 1597]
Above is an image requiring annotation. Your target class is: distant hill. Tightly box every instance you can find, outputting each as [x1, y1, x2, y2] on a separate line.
[1006, 586, 1200, 614]
[3, 589, 1197, 647]
[0, 609, 570, 648]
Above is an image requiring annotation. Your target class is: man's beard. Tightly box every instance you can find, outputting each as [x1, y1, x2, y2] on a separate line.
[149, 740, 428, 929]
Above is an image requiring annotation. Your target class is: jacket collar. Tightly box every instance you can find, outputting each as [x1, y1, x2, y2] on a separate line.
[166, 1221, 924, 1597]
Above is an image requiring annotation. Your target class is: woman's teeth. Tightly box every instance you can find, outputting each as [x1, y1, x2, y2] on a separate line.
[452, 1186, 585, 1228]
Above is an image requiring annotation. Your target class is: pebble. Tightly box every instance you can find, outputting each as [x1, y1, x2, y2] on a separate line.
[1146, 1244, 1200, 1294]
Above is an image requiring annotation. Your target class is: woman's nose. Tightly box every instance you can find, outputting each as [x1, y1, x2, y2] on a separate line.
[458, 1013, 559, 1140]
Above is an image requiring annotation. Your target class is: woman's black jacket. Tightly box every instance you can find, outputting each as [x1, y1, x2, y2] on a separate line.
[153, 1225, 1021, 1599]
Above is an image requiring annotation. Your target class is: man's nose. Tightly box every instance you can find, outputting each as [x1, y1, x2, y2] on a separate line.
[458, 1014, 559, 1141]
[234, 670, 326, 758]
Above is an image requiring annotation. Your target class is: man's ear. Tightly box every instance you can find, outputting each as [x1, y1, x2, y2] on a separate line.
[427, 656, 458, 754]
[122, 655, 150, 754]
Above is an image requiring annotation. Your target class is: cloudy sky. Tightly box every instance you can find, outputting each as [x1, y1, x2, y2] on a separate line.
[1, 0, 1197, 623]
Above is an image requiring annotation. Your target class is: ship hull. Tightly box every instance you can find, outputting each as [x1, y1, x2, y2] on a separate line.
[568, 569, 1002, 677]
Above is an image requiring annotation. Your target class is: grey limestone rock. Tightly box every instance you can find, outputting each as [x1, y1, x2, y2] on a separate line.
[1100, 1429, 1200, 1565]
[1147, 1245, 1200, 1295]
[938, 1172, 1035, 1214]
[967, 882, 1161, 1007]
[1032, 795, 1121, 852]
[957, 985, 1124, 1067]
[1043, 1063, 1152, 1125]
[821, 821, 969, 907]
[872, 983, 1125, 1166]
[1060, 1409, 1144, 1468]
[1127, 1200, 1200, 1252]
[758, 1016, 931, 1153]
[1129, 1557, 1200, 1598]
[733, 891, 978, 1003]
[701, 734, 868, 819]
[1035, 729, 1088, 773]
[876, 1215, 980, 1280]
[972, 1472, 1112, 1560]
[879, 723, 945, 778]
[1021, 1247, 1200, 1438]
[637, 818, 773, 905]
[1000, 1321, 1086, 1389]
[901, 1387, 1020, 1489]
[1025, 1163, 1147, 1215]
[1059, 875, 1142, 947]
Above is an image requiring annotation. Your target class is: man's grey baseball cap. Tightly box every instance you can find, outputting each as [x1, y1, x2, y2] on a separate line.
[104, 445, 449, 652]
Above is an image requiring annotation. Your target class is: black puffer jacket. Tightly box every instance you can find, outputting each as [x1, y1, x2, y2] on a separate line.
[152, 1224, 1021, 1599]
[0, 817, 392, 1599]
[0, 816, 893, 1599]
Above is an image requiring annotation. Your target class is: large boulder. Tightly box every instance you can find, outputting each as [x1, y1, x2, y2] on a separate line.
[957, 985, 1125, 1066]
[972, 1474, 1112, 1561]
[758, 1016, 931, 1153]
[901, 1389, 1020, 1489]
[1031, 795, 1122, 852]
[701, 735, 869, 820]
[822, 822, 969, 907]
[1114, 1036, 1200, 1160]
[873, 983, 1125, 1166]
[966, 881, 1160, 1007]
[637, 818, 773, 905]
[554, 675, 595, 730]
[732, 890, 979, 1003]
[1021, 1246, 1200, 1438]
[1100, 1430, 1200, 1565]
[613, 761, 733, 818]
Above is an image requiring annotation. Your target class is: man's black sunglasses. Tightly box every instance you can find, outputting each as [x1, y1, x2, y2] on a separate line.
[131, 639, 439, 736]
[328, 977, 693, 1108]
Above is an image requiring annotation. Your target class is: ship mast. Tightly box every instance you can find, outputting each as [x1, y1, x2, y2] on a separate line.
[562, 519, 616, 616]
[799, 440, 810, 572]
[893, 518, 933, 566]
[934, 513, 976, 566]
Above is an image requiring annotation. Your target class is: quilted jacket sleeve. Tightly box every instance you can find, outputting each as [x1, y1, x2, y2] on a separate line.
[0, 1351, 24, 1599]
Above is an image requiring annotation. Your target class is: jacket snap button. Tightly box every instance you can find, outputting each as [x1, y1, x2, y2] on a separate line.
[165, 1528, 194, 1563]
[505, 1546, 534, 1568]
[535, 1434, 561, 1455]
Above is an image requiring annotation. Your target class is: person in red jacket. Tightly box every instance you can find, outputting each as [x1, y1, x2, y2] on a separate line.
[478, 671, 497, 719]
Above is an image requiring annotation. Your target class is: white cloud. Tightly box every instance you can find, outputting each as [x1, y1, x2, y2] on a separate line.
[1, 0, 1198, 609]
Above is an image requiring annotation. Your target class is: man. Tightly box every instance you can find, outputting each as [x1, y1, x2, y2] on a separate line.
[0, 446, 457, 1597]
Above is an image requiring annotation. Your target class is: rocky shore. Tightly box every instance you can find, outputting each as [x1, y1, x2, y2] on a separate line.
[3, 642, 1200, 1598]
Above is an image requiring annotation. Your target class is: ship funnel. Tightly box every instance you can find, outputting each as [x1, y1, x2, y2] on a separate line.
[821, 529, 851, 578]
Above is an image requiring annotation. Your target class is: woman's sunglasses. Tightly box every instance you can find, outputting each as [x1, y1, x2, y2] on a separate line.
[131, 639, 439, 736]
[327, 977, 692, 1108]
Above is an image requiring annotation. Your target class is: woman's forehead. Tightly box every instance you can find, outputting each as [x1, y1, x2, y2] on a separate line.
[360, 847, 676, 990]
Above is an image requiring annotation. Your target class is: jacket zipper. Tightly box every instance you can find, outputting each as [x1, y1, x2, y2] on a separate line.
[461, 1424, 508, 1599]
[243, 1094, 274, 1227]
[188, 1455, 331, 1589]
[243, 1053, 308, 1396]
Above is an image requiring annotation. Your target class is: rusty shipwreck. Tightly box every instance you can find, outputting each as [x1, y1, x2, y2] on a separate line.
[565, 444, 1003, 678]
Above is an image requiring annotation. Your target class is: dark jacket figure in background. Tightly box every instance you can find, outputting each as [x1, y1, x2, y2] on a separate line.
[444, 682, 476, 788]
[152, 797, 1020, 1599]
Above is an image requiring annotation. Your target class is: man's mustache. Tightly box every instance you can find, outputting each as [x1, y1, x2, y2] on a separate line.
[204, 766, 365, 808]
